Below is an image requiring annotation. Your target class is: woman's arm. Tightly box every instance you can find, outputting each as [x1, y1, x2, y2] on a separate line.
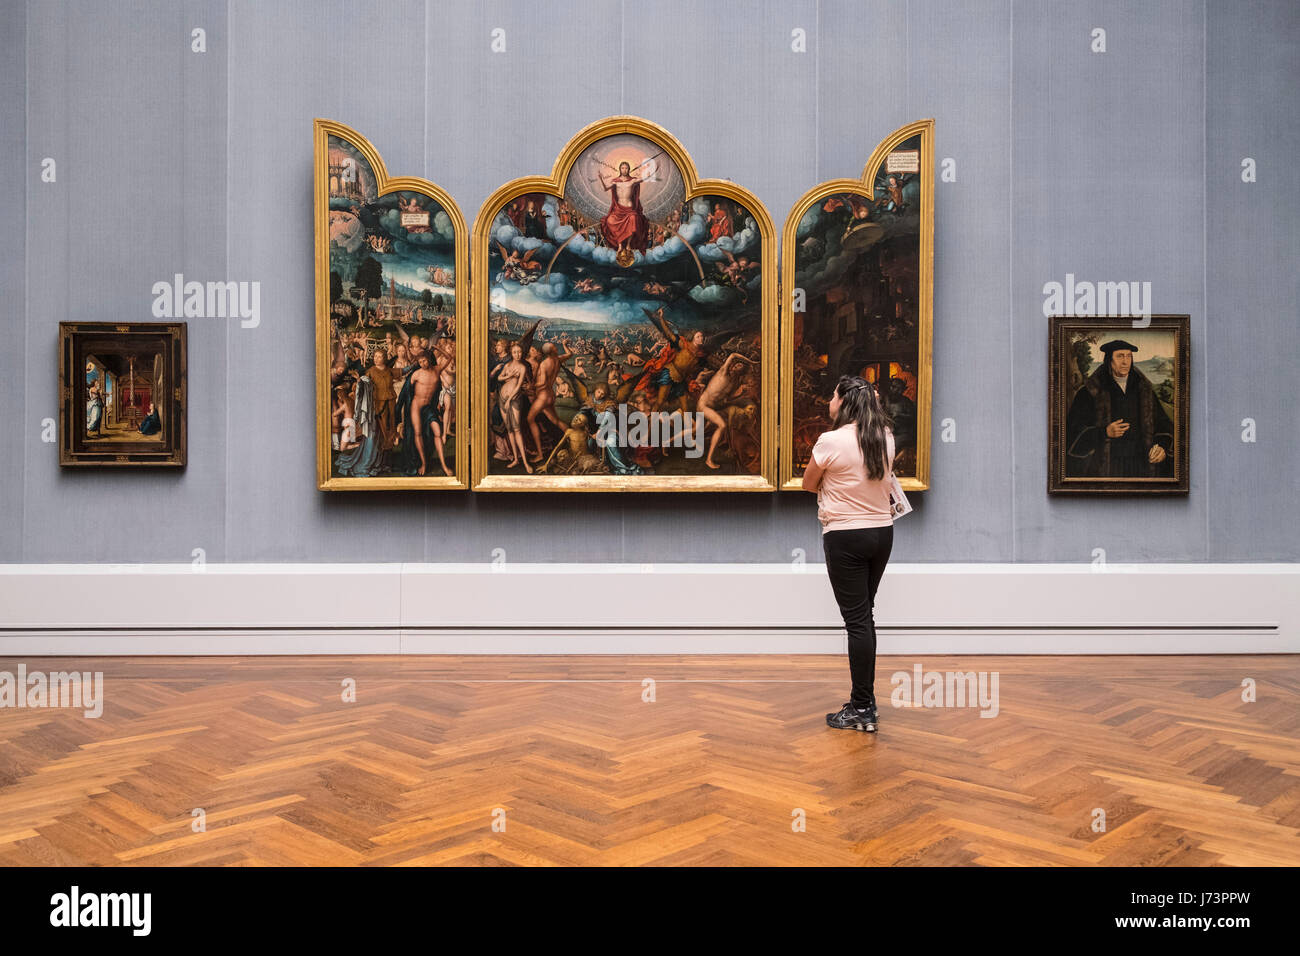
[801, 457, 825, 493]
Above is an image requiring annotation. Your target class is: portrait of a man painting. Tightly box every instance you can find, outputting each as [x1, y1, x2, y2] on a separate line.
[1048, 315, 1190, 494]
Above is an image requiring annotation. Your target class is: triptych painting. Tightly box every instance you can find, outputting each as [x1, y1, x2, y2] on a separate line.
[311, 115, 929, 494]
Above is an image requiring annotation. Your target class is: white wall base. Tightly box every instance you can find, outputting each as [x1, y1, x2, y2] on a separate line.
[0, 563, 1295, 655]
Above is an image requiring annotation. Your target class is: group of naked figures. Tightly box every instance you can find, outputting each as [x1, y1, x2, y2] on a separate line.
[329, 324, 456, 477]
[487, 307, 761, 476]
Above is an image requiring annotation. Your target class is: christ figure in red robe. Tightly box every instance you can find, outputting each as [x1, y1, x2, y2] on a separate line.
[599, 161, 650, 256]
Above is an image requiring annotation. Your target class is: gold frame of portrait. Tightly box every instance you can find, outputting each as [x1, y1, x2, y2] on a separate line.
[471, 114, 778, 493]
[779, 119, 935, 492]
[313, 118, 470, 490]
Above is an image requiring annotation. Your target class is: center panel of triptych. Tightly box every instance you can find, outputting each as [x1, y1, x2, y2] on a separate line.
[484, 132, 766, 483]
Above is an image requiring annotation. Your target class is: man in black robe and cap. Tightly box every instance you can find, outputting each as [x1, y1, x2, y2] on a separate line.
[1065, 339, 1174, 478]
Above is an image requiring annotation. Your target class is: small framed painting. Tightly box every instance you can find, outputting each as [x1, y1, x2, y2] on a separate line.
[1048, 314, 1189, 494]
[59, 321, 187, 467]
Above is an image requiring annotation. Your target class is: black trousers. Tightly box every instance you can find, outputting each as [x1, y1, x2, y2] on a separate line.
[822, 525, 893, 708]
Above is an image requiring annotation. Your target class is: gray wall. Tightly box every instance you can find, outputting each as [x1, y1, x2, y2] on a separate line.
[6, 0, 1296, 565]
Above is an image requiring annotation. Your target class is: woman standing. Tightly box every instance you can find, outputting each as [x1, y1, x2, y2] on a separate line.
[802, 376, 896, 733]
[86, 382, 104, 437]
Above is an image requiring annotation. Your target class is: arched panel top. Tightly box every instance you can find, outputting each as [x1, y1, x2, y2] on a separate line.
[314, 118, 470, 245]
[782, 118, 934, 251]
[474, 114, 776, 251]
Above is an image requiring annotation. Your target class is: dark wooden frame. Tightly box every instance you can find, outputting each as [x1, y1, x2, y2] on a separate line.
[1048, 314, 1189, 495]
[59, 321, 187, 467]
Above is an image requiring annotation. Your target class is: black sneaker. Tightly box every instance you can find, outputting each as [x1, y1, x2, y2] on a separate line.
[826, 701, 878, 733]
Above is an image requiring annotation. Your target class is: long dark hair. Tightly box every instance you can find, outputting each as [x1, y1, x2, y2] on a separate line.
[830, 375, 893, 480]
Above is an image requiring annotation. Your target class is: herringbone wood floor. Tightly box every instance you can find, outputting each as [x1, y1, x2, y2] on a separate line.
[0, 655, 1296, 866]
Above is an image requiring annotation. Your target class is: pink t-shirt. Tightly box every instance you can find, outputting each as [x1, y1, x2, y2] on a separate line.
[811, 425, 895, 532]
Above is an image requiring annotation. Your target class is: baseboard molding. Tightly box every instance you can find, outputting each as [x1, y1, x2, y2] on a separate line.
[0, 563, 1295, 655]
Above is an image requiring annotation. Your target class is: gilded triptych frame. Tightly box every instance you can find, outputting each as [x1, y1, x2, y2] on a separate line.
[312, 116, 935, 495]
